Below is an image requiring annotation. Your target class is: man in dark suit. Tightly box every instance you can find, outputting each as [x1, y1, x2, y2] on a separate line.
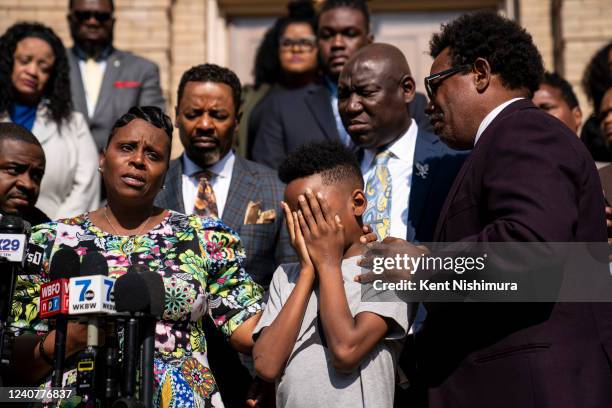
[155, 64, 295, 407]
[251, 0, 432, 170]
[67, 0, 165, 151]
[358, 12, 612, 408]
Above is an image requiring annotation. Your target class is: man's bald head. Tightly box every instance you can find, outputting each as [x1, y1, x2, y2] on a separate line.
[338, 43, 416, 149]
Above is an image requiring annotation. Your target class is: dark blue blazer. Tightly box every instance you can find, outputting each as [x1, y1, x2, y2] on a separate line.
[251, 82, 434, 170]
[406, 127, 468, 243]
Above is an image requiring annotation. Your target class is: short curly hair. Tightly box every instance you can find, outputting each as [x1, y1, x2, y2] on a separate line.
[429, 11, 544, 95]
[0, 22, 73, 125]
[542, 72, 579, 109]
[581, 42, 612, 114]
[278, 141, 363, 188]
[108, 106, 173, 146]
[253, 1, 317, 89]
[319, 0, 370, 31]
[177, 63, 242, 114]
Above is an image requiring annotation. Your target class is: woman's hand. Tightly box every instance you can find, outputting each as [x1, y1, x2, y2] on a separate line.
[295, 189, 345, 273]
[282, 201, 314, 275]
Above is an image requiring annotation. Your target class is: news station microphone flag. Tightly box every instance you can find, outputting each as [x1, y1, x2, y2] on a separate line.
[40, 248, 81, 388]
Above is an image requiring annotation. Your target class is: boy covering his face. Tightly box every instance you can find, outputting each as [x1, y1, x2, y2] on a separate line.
[252, 142, 409, 407]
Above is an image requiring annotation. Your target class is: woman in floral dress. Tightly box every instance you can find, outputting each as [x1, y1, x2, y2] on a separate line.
[10, 106, 263, 408]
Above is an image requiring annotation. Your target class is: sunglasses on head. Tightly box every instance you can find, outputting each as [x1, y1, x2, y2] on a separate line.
[73, 10, 112, 23]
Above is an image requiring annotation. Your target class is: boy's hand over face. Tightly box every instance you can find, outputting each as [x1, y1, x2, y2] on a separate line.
[282, 201, 314, 275]
[296, 189, 345, 272]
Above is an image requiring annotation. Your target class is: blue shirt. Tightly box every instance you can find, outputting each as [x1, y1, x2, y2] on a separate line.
[9, 103, 37, 131]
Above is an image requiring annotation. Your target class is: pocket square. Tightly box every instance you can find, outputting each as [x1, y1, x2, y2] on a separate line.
[114, 80, 141, 88]
[243, 201, 276, 225]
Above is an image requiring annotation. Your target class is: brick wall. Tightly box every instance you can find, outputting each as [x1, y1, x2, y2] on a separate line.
[2, 0, 610, 135]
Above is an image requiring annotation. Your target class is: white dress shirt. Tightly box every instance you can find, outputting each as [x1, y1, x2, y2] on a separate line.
[474, 97, 524, 145]
[361, 119, 418, 239]
[181, 151, 235, 218]
[78, 59, 108, 118]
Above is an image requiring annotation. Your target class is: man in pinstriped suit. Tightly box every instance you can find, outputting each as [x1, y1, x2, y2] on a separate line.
[155, 64, 296, 407]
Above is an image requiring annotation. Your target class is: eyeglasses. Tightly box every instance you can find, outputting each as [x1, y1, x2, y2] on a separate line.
[424, 65, 471, 100]
[72, 11, 113, 23]
[279, 37, 317, 52]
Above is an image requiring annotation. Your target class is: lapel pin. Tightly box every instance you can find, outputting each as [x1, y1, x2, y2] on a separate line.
[114, 60, 120, 68]
[416, 162, 429, 179]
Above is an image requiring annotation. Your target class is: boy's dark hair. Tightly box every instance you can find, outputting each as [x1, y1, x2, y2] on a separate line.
[0, 123, 42, 148]
[542, 72, 579, 109]
[319, 0, 370, 31]
[108, 106, 173, 146]
[177, 64, 242, 114]
[278, 142, 363, 188]
[429, 11, 544, 96]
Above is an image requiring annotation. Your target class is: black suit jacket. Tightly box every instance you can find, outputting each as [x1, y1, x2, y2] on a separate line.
[251, 82, 433, 169]
[418, 99, 612, 407]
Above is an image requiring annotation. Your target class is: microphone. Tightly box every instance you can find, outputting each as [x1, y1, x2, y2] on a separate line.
[23, 242, 45, 275]
[114, 269, 150, 405]
[138, 268, 165, 408]
[45, 248, 80, 388]
[0, 215, 28, 372]
[73, 252, 111, 405]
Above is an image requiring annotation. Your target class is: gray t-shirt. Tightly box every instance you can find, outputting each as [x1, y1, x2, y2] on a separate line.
[253, 256, 410, 408]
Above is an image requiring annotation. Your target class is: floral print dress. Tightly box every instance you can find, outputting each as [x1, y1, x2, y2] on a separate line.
[11, 210, 264, 408]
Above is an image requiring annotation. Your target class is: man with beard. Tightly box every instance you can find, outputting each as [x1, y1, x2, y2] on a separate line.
[0, 123, 48, 226]
[155, 64, 295, 407]
[251, 0, 433, 170]
[357, 12, 612, 407]
[67, 0, 165, 151]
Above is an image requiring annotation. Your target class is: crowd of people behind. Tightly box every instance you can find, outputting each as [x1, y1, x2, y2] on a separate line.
[1, 0, 612, 407]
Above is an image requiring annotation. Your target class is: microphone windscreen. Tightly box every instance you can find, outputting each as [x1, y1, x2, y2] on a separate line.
[49, 248, 80, 280]
[23, 243, 45, 275]
[80, 251, 109, 276]
[115, 272, 150, 313]
[139, 272, 165, 318]
[0, 215, 25, 232]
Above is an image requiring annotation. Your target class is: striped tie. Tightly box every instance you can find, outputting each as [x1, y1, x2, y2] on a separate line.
[363, 150, 393, 239]
[193, 171, 218, 218]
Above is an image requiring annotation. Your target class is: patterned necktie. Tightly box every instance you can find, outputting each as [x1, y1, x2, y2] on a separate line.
[193, 171, 218, 218]
[84, 58, 103, 109]
[363, 150, 393, 239]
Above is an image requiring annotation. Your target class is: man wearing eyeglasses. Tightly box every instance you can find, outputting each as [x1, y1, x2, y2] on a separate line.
[356, 11, 612, 408]
[66, 0, 165, 152]
[252, 0, 433, 170]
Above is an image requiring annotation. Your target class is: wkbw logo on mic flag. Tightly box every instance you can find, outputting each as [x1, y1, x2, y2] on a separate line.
[69, 276, 116, 314]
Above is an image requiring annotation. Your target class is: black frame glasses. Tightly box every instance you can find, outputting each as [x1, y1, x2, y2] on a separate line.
[279, 36, 317, 52]
[424, 65, 471, 100]
[72, 11, 113, 23]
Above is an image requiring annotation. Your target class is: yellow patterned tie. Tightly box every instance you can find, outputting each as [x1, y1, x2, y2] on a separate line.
[193, 171, 218, 218]
[84, 58, 103, 109]
[363, 150, 393, 239]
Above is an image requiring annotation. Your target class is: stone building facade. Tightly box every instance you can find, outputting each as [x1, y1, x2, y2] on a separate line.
[1, 0, 610, 154]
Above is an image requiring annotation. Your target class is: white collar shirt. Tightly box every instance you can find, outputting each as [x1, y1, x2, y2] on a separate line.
[181, 151, 235, 218]
[360, 119, 418, 240]
[474, 97, 524, 145]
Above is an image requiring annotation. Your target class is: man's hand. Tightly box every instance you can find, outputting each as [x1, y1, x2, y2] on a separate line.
[356, 237, 429, 283]
[360, 224, 378, 244]
[296, 189, 345, 272]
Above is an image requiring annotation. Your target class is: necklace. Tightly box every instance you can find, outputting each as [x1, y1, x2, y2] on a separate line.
[103, 206, 153, 259]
